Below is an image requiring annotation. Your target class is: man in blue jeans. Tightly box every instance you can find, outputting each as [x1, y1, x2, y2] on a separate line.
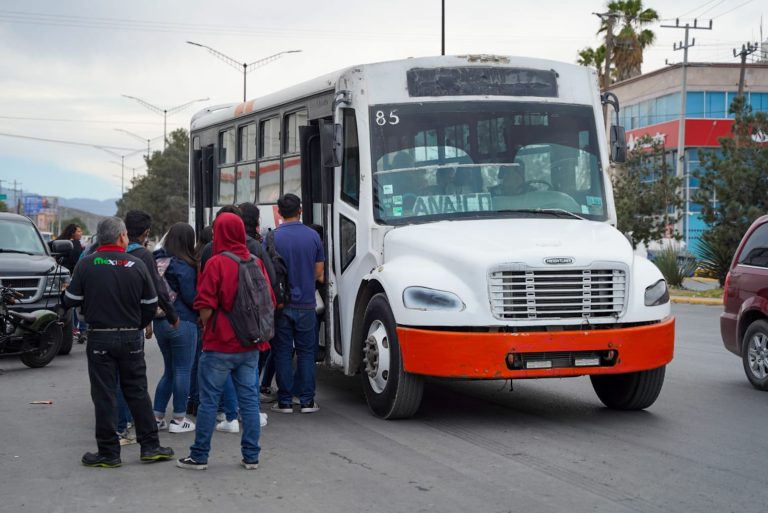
[270, 193, 325, 414]
[176, 213, 274, 470]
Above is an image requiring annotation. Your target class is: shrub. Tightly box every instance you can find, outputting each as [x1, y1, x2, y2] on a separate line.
[696, 231, 736, 287]
[653, 247, 698, 288]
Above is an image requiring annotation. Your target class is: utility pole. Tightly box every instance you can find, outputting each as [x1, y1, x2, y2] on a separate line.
[661, 18, 712, 248]
[441, 0, 445, 56]
[733, 42, 758, 98]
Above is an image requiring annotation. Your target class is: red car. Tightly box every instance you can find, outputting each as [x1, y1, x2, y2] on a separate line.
[721, 214, 768, 390]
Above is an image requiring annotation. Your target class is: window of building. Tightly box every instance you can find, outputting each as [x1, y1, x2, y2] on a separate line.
[260, 117, 280, 158]
[751, 92, 768, 113]
[239, 123, 256, 162]
[219, 128, 236, 164]
[706, 91, 727, 118]
[284, 110, 308, 154]
[686, 92, 705, 117]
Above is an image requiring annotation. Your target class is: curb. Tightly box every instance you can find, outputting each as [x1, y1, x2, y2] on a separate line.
[670, 296, 722, 306]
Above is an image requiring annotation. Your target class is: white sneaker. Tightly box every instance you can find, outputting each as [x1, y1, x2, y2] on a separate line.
[216, 412, 226, 422]
[260, 412, 268, 427]
[169, 418, 196, 433]
[156, 418, 168, 430]
[215, 418, 240, 433]
[117, 429, 136, 446]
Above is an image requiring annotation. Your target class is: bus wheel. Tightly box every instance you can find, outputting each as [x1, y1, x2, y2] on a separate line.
[361, 293, 423, 419]
[590, 366, 666, 410]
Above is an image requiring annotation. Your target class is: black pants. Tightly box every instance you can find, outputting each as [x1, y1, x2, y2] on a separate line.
[86, 330, 160, 458]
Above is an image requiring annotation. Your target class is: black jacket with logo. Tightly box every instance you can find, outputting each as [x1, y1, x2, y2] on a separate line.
[63, 248, 158, 329]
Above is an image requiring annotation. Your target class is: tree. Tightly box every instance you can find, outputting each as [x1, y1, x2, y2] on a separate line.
[604, 0, 659, 82]
[613, 134, 682, 248]
[579, 1, 659, 84]
[0, 200, 6, 212]
[694, 96, 768, 284]
[577, 45, 606, 85]
[59, 216, 90, 235]
[116, 128, 189, 237]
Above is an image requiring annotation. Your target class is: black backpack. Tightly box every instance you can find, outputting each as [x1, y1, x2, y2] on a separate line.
[265, 230, 290, 308]
[220, 252, 275, 347]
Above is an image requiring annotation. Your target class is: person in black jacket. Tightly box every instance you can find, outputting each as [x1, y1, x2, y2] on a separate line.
[63, 217, 174, 468]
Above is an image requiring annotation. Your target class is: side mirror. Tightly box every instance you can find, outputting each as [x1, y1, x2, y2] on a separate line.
[50, 239, 73, 255]
[610, 125, 627, 163]
[320, 119, 343, 168]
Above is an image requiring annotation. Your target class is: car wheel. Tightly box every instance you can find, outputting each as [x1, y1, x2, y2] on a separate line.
[360, 293, 423, 419]
[590, 366, 666, 410]
[742, 320, 768, 391]
[58, 313, 73, 355]
[20, 319, 63, 368]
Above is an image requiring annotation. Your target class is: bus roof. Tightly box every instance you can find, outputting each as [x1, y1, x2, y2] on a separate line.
[190, 55, 598, 131]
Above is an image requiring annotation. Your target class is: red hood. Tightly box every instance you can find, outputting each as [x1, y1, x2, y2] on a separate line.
[213, 213, 250, 260]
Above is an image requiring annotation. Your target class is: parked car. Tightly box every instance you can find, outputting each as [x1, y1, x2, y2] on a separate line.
[721, 214, 768, 390]
[0, 213, 74, 357]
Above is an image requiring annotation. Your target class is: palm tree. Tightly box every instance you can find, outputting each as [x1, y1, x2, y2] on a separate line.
[576, 45, 607, 85]
[600, 0, 660, 82]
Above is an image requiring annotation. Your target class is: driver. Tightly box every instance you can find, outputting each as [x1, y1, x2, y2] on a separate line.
[491, 162, 526, 196]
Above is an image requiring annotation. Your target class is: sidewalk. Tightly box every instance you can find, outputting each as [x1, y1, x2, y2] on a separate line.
[670, 295, 722, 306]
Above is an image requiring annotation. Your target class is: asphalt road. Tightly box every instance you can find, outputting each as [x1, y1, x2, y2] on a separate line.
[0, 304, 765, 513]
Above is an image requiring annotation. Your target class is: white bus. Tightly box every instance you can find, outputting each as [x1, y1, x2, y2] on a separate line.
[189, 55, 675, 419]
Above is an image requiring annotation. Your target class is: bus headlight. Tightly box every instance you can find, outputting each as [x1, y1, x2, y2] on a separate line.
[403, 287, 465, 311]
[644, 279, 669, 306]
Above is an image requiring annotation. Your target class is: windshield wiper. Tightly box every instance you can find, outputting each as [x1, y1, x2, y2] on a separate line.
[498, 208, 586, 220]
[0, 248, 37, 255]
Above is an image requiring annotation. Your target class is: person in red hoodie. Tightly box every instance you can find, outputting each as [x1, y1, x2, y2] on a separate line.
[176, 213, 274, 471]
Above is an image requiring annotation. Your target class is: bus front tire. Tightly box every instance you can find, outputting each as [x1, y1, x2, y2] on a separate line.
[590, 366, 666, 410]
[360, 294, 423, 419]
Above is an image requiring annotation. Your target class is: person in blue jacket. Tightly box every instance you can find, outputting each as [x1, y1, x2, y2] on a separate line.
[152, 223, 199, 434]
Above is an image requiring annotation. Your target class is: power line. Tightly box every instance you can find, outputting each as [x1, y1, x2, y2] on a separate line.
[710, 0, 758, 20]
[697, 0, 728, 17]
[676, 0, 720, 19]
[0, 131, 142, 152]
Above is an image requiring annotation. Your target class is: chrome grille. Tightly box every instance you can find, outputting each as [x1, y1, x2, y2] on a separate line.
[0, 277, 43, 302]
[489, 268, 627, 320]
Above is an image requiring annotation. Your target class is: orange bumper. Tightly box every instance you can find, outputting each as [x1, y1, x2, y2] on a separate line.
[397, 317, 675, 379]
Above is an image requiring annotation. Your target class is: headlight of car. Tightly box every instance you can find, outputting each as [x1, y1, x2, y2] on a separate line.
[44, 273, 70, 295]
[644, 279, 669, 306]
[402, 287, 465, 311]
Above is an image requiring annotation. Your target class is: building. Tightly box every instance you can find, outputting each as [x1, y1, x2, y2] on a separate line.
[609, 62, 768, 255]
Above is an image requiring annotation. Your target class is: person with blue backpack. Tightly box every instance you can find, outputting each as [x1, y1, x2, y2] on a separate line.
[151, 223, 199, 434]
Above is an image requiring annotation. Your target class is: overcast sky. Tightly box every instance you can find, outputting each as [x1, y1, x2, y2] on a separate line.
[0, 0, 764, 201]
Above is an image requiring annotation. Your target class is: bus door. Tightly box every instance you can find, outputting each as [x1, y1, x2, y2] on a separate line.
[195, 144, 215, 233]
[300, 124, 339, 365]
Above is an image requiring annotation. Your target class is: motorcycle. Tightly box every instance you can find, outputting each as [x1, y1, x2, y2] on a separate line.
[0, 285, 62, 368]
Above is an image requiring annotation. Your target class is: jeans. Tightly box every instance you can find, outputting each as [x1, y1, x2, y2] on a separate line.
[153, 319, 197, 418]
[190, 351, 261, 464]
[221, 376, 239, 422]
[86, 330, 160, 459]
[273, 307, 317, 405]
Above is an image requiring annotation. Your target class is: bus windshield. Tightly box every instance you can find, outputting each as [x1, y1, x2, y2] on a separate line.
[370, 102, 606, 224]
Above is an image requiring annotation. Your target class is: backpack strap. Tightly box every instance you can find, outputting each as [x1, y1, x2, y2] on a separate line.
[221, 251, 255, 264]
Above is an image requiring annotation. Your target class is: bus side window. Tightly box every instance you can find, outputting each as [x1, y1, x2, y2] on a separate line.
[341, 108, 359, 207]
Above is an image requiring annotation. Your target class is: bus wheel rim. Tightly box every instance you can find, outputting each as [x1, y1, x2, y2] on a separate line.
[364, 320, 391, 394]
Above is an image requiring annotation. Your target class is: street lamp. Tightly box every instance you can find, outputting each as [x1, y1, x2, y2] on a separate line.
[114, 128, 163, 159]
[103, 147, 144, 195]
[121, 95, 209, 149]
[186, 41, 301, 102]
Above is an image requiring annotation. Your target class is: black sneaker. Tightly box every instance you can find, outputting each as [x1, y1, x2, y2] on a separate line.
[176, 456, 208, 470]
[140, 446, 174, 463]
[240, 459, 259, 470]
[300, 401, 320, 414]
[270, 402, 293, 414]
[81, 452, 121, 468]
